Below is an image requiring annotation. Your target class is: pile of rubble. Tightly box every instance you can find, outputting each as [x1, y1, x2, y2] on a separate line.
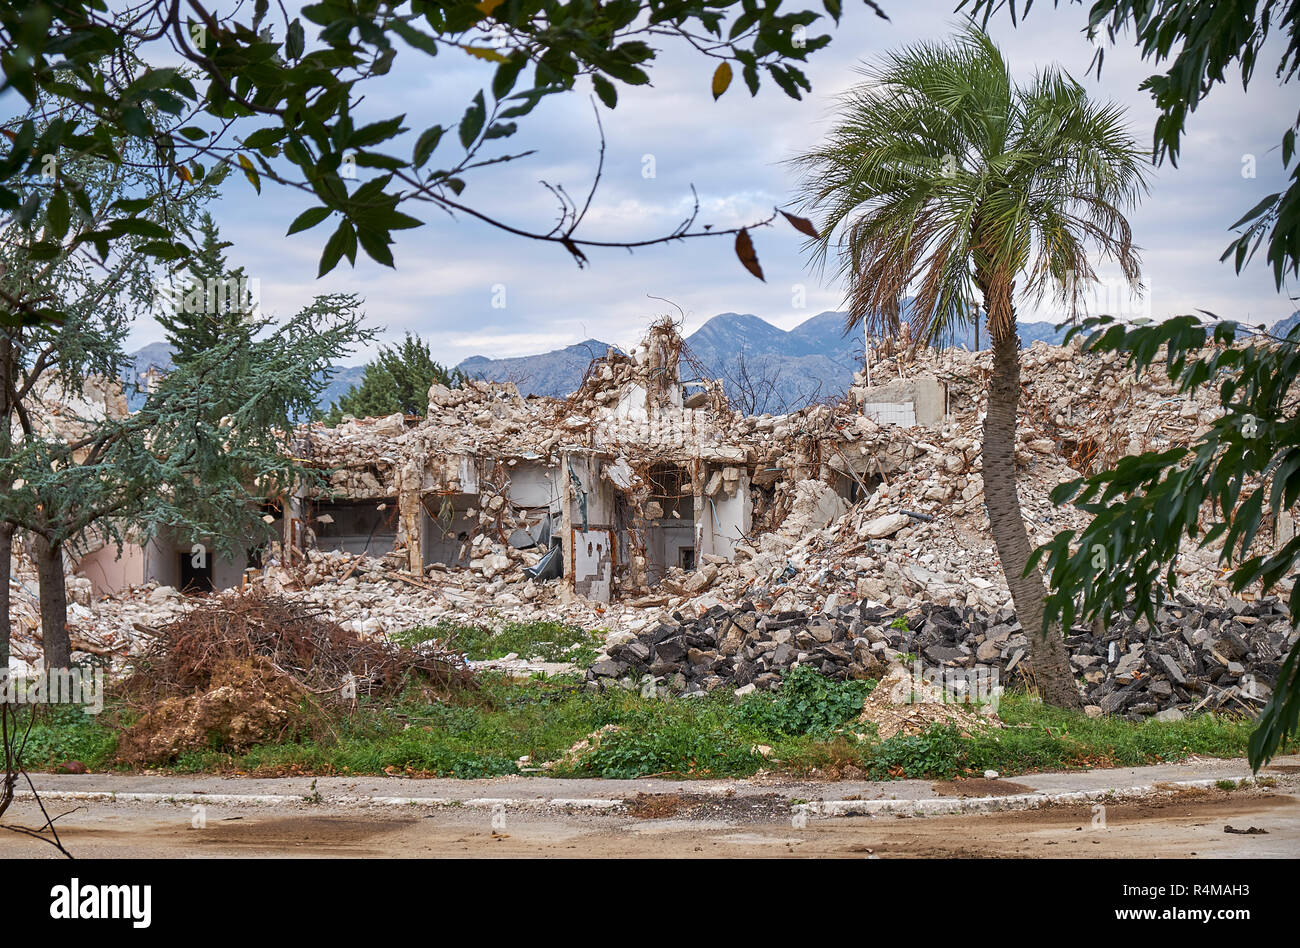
[292, 331, 1272, 616]
[858, 663, 1005, 740]
[905, 336, 1226, 469]
[590, 594, 1293, 720]
[48, 544, 625, 670]
[6, 549, 139, 669]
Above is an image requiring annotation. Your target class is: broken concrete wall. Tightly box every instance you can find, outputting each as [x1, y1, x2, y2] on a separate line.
[502, 458, 563, 553]
[561, 452, 617, 601]
[421, 493, 477, 566]
[698, 466, 751, 560]
[855, 375, 947, 427]
[312, 497, 398, 559]
[75, 529, 253, 596]
[505, 459, 558, 508]
[75, 538, 149, 597]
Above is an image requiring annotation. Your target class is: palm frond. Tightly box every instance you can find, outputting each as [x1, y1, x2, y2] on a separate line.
[790, 21, 1147, 349]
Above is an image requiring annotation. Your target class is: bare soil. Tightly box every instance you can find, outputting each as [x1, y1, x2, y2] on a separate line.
[929, 777, 1035, 797]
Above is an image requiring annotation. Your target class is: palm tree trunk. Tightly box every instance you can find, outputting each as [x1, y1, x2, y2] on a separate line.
[0, 335, 11, 672]
[0, 522, 12, 671]
[981, 291, 1081, 709]
[32, 533, 72, 670]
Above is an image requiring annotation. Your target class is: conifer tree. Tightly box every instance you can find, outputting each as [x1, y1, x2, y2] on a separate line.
[325, 333, 464, 424]
[1, 104, 371, 668]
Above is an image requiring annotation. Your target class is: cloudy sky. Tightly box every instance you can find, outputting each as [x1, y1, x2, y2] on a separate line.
[126, 1, 1298, 365]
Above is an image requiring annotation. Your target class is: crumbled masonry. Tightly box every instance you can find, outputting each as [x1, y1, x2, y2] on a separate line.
[591, 594, 1290, 720]
[8, 319, 1297, 720]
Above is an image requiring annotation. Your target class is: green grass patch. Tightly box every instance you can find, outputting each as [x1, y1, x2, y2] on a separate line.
[857, 694, 1263, 779]
[393, 620, 603, 667]
[4, 703, 122, 771]
[7, 669, 1280, 780]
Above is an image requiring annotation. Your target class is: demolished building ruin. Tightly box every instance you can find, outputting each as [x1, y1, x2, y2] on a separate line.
[263, 317, 904, 605]
[9, 318, 1296, 720]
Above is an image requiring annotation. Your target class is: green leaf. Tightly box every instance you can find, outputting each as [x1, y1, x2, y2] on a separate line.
[136, 240, 192, 260]
[350, 116, 405, 149]
[482, 121, 516, 140]
[25, 240, 62, 261]
[121, 106, 151, 138]
[319, 220, 354, 276]
[286, 18, 305, 60]
[458, 90, 487, 148]
[356, 227, 395, 267]
[287, 206, 332, 235]
[413, 125, 444, 167]
[492, 55, 527, 100]
[592, 75, 617, 109]
[45, 189, 70, 241]
[1228, 193, 1280, 230]
[16, 192, 40, 227]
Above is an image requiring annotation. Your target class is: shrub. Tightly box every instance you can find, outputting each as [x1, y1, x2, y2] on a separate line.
[738, 665, 875, 738]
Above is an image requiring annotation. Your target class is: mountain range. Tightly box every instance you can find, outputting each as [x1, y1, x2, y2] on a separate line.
[453, 308, 1072, 411]
[125, 308, 1300, 416]
[1272, 310, 1300, 337]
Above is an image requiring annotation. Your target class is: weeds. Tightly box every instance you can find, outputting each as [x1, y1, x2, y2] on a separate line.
[736, 664, 875, 738]
[14, 666, 1280, 780]
[394, 620, 603, 667]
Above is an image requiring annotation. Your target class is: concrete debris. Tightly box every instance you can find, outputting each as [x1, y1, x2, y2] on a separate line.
[857, 663, 1004, 741]
[541, 725, 622, 771]
[587, 595, 1295, 720]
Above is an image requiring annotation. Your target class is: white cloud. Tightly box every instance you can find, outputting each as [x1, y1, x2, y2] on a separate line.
[123, 1, 1297, 365]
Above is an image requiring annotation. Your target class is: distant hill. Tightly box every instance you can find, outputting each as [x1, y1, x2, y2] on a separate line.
[457, 338, 621, 398]
[123, 307, 1291, 420]
[680, 310, 863, 411]
[316, 364, 367, 414]
[454, 310, 1080, 413]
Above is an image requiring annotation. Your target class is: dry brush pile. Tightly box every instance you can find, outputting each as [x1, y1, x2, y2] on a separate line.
[116, 589, 473, 765]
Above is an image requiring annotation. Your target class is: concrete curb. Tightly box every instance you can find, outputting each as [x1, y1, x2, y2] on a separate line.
[15, 774, 1262, 817]
[801, 775, 1261, 818]
[11, 789, 628, 811]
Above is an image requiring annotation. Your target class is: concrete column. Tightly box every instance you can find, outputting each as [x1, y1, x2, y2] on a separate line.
[398, 465, 423, 576]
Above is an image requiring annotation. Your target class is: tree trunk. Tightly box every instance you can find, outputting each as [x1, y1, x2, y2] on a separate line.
[0, 334, 11, 672]
[981, 290, 1082, 709]
[0, 522, 11, 671]
[32, 533, 71, 670]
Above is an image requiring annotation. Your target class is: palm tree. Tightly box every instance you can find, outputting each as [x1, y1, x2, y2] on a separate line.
[792, 24, 1146, 708]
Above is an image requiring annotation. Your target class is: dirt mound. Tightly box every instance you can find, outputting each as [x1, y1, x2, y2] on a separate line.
[541, 724, 622, 771]
[117, 590, 474, 765]
[857, 664, 1005, 741]
[117, 657, 308, 765]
